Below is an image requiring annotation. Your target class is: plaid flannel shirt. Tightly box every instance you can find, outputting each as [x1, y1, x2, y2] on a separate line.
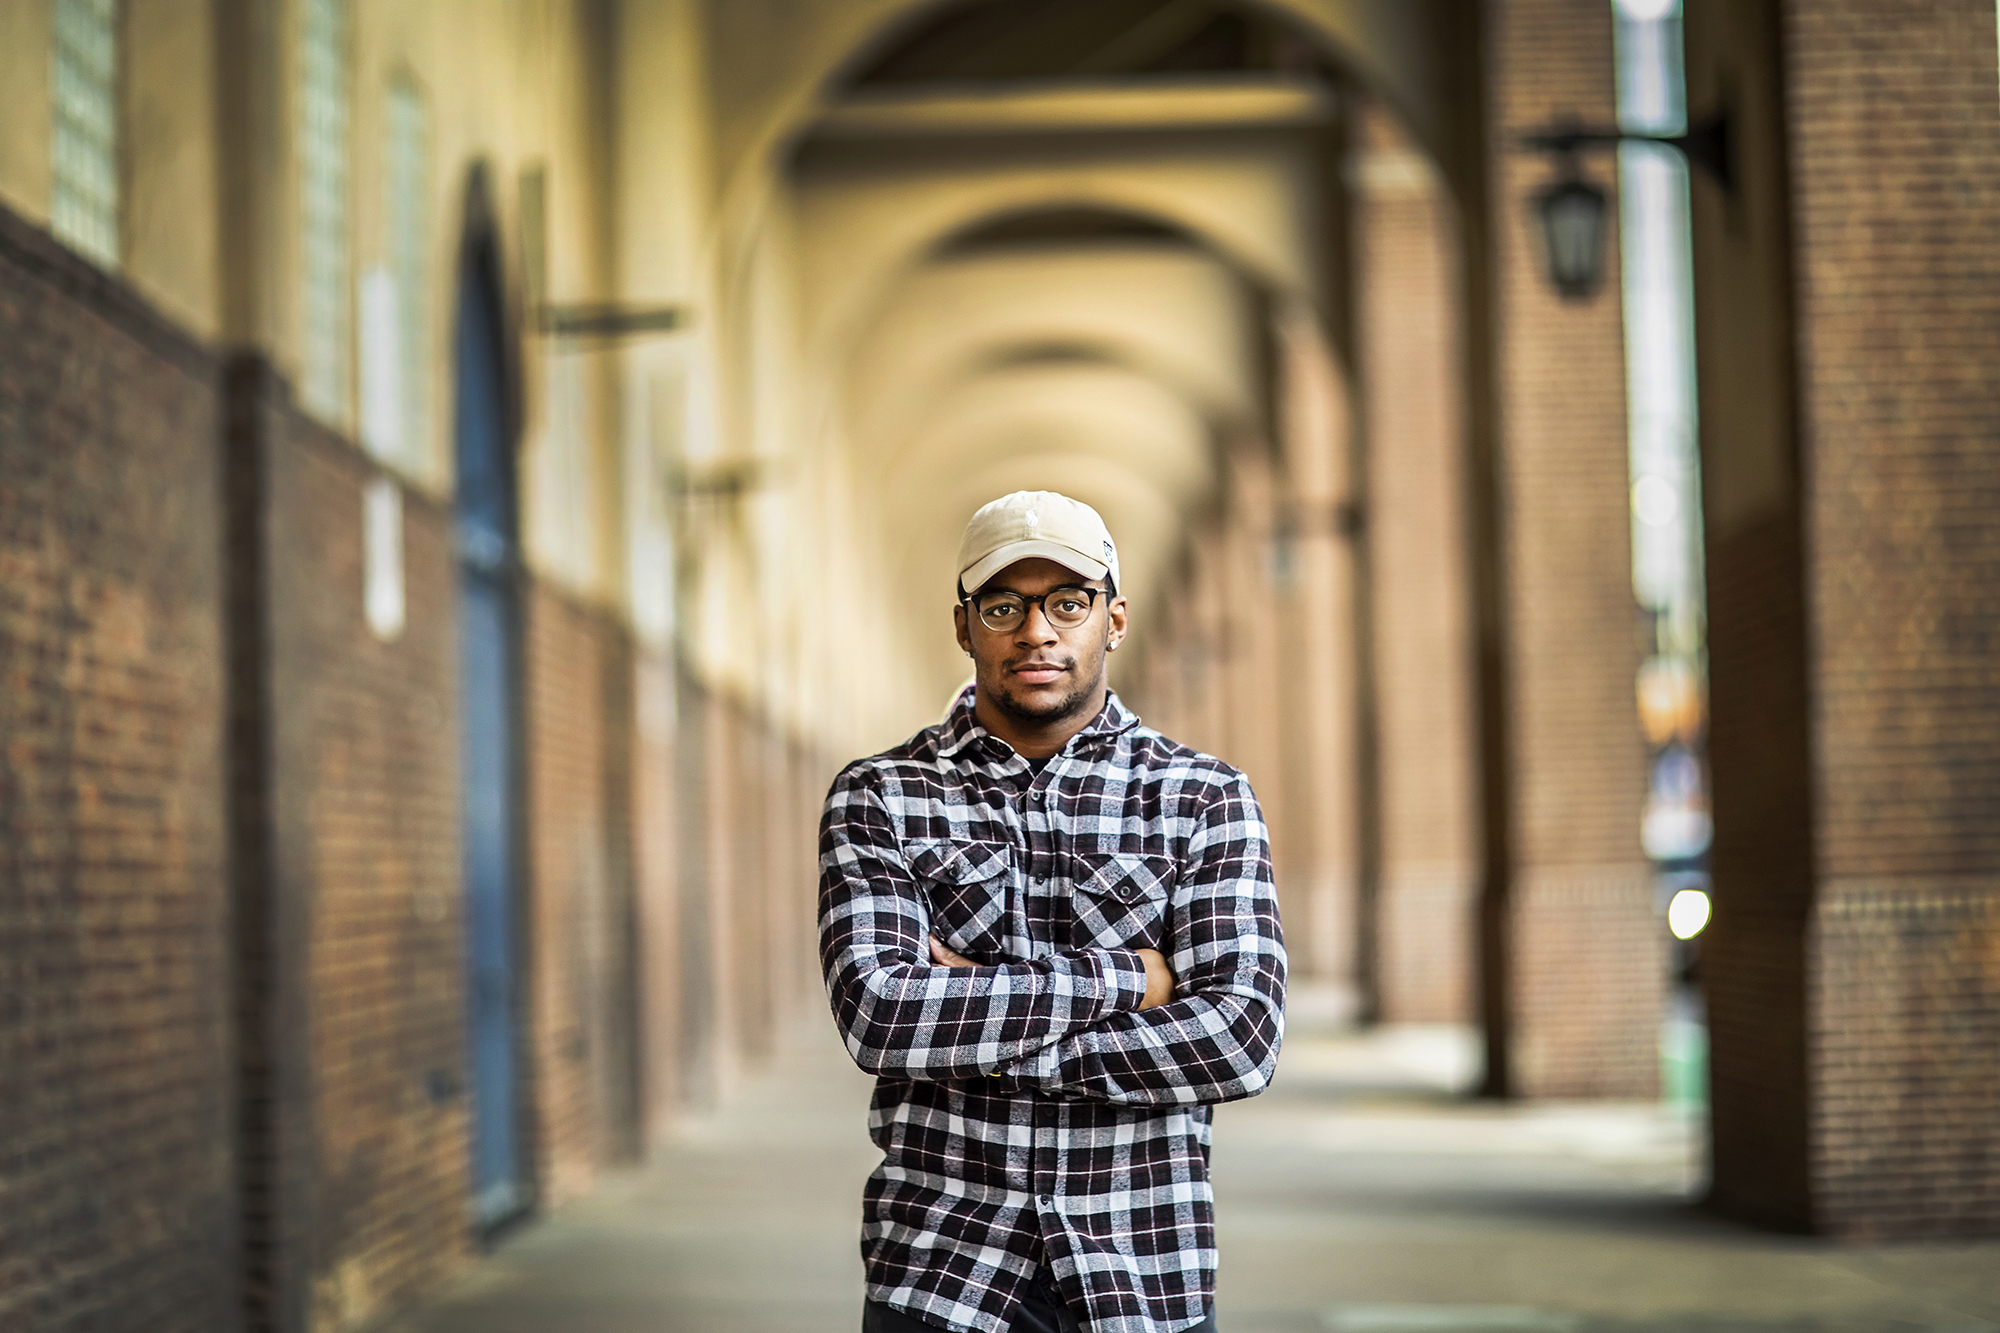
[819, 688, 1287, 1333]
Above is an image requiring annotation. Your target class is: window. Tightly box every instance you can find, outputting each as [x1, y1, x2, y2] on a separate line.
[361, 77, 431, 472]
[50, 0, 119, 268]
[298, 0, 352, 424]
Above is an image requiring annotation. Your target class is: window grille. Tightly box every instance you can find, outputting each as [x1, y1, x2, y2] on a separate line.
[50, 0, 119, 268]
[298, 0, 352, 424]
[363, 78, 431, 470]
[387, 81, 430, 467]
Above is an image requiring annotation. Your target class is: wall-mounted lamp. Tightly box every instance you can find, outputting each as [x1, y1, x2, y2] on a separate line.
[1530, 164, 1612, 301]
[1517, 110, 1731, 301]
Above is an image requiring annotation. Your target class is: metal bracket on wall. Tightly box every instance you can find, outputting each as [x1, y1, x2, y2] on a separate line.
[1517, 108, 1733, 194]
[536, 302, 692, 342]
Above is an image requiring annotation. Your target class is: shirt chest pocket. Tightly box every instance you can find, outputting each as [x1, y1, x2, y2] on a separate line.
[906, 838, 1012, 962]
[1070, 852, 1175, 951]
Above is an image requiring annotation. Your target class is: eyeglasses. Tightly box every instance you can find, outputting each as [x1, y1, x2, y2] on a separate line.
[963, 585, 1107, 633]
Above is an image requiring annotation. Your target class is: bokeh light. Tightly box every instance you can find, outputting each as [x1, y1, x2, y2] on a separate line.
[1668, 887, 1711, 940]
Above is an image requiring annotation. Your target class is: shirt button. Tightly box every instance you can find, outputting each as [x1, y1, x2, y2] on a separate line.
[1038, 1194, 1053, 1207]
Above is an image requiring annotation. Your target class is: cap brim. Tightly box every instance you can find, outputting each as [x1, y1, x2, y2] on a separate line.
[960, 540, 1110, 595]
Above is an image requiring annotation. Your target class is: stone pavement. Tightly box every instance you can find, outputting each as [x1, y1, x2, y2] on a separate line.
[381, 990, 2000, 1333]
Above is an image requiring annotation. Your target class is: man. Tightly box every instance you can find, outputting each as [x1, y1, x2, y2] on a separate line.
[818, 490, 1287, 1333]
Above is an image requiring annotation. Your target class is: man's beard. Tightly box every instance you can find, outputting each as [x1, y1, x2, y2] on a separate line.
[985, 657, 1103, 727]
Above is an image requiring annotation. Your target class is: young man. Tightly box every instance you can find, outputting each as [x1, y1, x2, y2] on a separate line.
[819, 490, 1288, 1333]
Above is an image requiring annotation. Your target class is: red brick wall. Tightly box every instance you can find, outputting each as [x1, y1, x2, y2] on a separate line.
[0, 207, 239, 1333]
[1785, 0, 2000, 1237]
[524, 582, 643, 1203]
[253, 376, 471, 1330]
[1486, 0, 1663, 1097]
[1356, 102, 1479, 1026]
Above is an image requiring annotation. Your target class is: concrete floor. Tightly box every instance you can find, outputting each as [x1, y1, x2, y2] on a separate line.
[381, 991, 2000, 1333]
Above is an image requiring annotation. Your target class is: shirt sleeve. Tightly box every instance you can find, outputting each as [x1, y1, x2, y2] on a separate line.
[818, 762, 1153, 1082]
[997, 771, 1287, 1106]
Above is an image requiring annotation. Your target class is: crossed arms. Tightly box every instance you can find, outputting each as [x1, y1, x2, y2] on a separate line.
[816, 767, 1287, 1107]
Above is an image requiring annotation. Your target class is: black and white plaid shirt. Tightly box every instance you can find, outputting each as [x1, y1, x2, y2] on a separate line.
[819, 688, 1287, 1333]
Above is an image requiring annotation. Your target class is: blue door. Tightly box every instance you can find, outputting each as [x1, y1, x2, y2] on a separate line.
[455, 241, 526, 1228]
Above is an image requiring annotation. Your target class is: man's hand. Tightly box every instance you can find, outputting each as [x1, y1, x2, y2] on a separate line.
[929, 935, 975, 967]
[929, 936, 1175, 1009]
[1136, 948, 1175, 1009]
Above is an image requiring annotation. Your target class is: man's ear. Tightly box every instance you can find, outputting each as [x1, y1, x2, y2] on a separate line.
[953, 602, 973, 656]
[1106, 594, 1129, 650]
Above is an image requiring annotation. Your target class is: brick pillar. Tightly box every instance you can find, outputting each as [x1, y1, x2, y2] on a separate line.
[1220, 444, 1287, 841]
[633, 649, 685, 1141]
[670, 667, 721, 1110]
[702, 686, 745, 1096]
[729, 696, 776, 1062]
[1355, 103, 1479, 1026]
[1486, 0, 1662, 1097]
[1689, 0, 2000, 1237]
[1274, 312, 1361, 989]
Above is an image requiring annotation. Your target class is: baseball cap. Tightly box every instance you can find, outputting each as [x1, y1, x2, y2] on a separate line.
[956, 490, 1120, 596]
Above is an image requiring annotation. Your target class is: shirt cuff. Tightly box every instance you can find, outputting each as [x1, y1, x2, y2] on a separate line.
[1092, 946, 1151, 1015]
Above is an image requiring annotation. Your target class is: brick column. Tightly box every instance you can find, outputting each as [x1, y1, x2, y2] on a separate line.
[1689, 0, 2000, 1237]
[633, 649, 685, 1141]
[1485, 0, 1662, 1097]
[1274, 313, 1362, 990]
[1355, 103, 1480, 1026]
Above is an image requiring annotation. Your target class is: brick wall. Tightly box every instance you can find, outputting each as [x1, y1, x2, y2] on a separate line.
[0, 207, 238, 1333]
[246, 381, 472, 1331]
[1785, 0, 2000, 1237]
[1486, 0, 1663, 1097]
[1356, 102, 1478, 1026]
[524, 581, 643, 1204]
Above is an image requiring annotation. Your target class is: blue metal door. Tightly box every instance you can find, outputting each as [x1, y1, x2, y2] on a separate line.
[454, 240, 526, 1228]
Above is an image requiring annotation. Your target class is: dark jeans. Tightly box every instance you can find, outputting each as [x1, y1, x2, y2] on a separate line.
[863, 1269, 1217, 1333]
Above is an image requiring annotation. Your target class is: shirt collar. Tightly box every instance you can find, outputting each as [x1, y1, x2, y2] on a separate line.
[936, 685, 1141, 763]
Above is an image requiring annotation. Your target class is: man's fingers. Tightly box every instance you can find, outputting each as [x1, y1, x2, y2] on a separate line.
[929, 934, 973, 967]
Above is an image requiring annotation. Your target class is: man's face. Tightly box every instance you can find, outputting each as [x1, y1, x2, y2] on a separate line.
[953, 557, 1129, 730]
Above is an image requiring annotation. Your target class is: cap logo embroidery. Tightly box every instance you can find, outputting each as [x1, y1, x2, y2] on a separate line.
[1103, 540, 1115, 561]
[1025, 509, 1039, 528]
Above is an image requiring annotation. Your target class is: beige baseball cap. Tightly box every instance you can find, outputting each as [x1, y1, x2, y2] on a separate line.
[956, 490, 1120, 596]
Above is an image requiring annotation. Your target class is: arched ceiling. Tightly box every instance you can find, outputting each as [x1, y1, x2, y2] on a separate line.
[700, 0, 1478, 219]
[845, 243, 1261, 466]
[791, 130, 1323, 360]
[741, 0, 1447, 730]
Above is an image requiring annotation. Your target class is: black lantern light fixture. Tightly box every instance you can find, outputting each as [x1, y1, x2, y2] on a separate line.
[1517, 112, 1731, 302]
[1531, 158, 1611, 301]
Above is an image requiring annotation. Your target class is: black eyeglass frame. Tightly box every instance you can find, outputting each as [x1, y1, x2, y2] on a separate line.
[959, 583, 1112, 633]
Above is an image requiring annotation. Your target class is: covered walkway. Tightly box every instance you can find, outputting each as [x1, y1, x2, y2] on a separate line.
[6, 3, 1999, 1331]
[381, 992, 2000, 1333]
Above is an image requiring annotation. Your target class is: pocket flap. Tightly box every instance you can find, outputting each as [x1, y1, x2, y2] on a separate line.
[906, 838, 1012, 885]
[1075, 852, 1175, 903]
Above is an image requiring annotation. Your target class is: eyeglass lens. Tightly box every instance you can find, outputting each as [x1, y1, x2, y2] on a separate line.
[977, 588, 1096, 632]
